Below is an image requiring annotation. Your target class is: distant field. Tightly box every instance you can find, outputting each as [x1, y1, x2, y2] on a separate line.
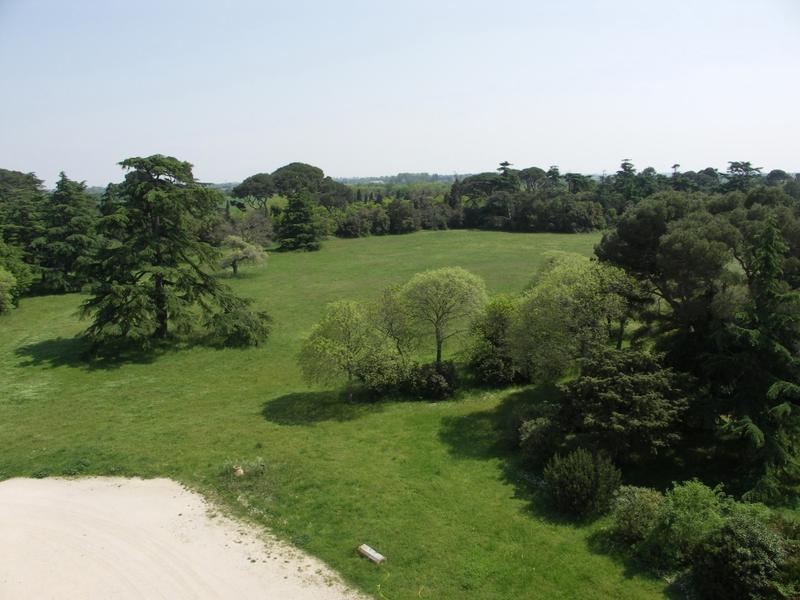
[0, 230, 668, 599]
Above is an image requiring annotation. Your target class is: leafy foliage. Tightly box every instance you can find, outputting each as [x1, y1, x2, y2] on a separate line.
[219, 235, 265, 275]
[610, 486, 664, 545]
[468, 294, 520, 386]
[401, 267, 487, 365]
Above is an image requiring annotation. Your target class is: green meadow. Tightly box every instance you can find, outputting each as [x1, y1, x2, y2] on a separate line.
[0, 230, 668, 599]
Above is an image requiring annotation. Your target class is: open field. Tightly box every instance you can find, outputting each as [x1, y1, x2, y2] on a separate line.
[0, 230, 668, 599]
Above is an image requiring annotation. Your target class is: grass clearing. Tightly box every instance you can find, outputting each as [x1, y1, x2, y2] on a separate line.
[0, 230, 668, 598]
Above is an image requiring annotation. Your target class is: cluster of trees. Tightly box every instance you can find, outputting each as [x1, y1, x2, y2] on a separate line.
[231, 160, 800, 246]
[0, 156, 271, 350]
[298, 267, 487, 399]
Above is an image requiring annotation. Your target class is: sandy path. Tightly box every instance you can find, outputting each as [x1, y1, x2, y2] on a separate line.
[0, 477, 367, 599]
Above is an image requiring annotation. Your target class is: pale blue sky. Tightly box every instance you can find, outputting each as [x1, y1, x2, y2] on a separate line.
[1, 0, 798, 186]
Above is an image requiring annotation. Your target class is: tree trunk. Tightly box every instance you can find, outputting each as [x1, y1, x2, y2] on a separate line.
[616, 317, 627, 349]
[232, 260, 239, 276]
[435, 330, 443, 366]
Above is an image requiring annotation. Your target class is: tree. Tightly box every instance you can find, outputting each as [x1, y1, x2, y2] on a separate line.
[705, 217, 800, 502]
[518, 166, 547, 192]
[511, 253, 633, 381]
[468, 294, 520, 385]
[278, 192, 322, 251]
[401, 267, 487, 365]
[387, 199, 417, 233]
[298, 300, 380, 399]
[38, 172, 97, 291]
[81, 154, 270, 348]
[726, 161, 762, 192]
[558, 348, 691, 464]
[220, 235, 265, 275]
[232, 173, 275, 215]
[0, 239, 32, 304]
[0, 168, 46, 271]
[271, 162, 325, 198]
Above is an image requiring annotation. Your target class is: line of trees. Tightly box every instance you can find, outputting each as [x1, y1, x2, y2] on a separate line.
[228, 160, 800, 246]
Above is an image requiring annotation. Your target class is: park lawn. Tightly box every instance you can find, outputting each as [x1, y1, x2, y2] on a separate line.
[0, 230, 667, 599]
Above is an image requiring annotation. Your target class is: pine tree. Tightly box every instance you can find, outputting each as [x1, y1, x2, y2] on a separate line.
[39, 172, 97, 291]
[81, 155, 270, 349]
[278, 192, 321, 251]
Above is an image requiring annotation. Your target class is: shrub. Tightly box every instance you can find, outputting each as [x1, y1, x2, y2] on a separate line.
[610, 486, 664, 545]
[543, 448, 621, 516]
[355, 350, 408, 394]
[692, 514, 786, 600]
[405, 361, 458, 400]
[519, 416, 558, 468]
[0, 267, 16, 314]
[207, 301, 272, 347]
[639, 479, 727, 569]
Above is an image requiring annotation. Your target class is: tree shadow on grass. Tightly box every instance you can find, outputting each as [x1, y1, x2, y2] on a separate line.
[438, 384, 670, 585]
[14, 336, 163, 371]
[261, 390, 385, 426]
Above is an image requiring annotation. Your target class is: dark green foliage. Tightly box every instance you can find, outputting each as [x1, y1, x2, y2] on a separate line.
[387, 198, 418, 233]
[405, 361, 458, 400]
[543, 448, 621, 516]
[232, 172, 275, 200]
[0, 168, 46, 270]
[519, 415, 560, 467]
[610, 486, 664, 545]
[692, 514, 786, 600]
[81, 155, 270, 349]
[38, 172, 97, 292]
[204, 294, 272, 347]
[278, 192, 322, 251]
[557, 348, 690, 464]
[271, 162, 325, 198]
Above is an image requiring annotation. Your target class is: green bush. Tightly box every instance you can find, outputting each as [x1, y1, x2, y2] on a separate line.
[0, 267, 16, 314]
[206, 299, 272, 347]
[405, 361, 458, 400]
[610, 486, 664, 545]
[692, 514, 786, 600]
[543, 448, 621, 516]
[519, 416, 558, 468]
[355, 350, 408, 394]
[639, 479, 727, 569]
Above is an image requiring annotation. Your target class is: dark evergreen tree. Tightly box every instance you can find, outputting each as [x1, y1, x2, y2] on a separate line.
[277, 192, 321, 251]
[39, 172, 97, 291]
[81, 155, 270, 348]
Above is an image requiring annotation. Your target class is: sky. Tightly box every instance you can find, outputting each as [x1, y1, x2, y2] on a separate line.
[1, 0, 799, 187]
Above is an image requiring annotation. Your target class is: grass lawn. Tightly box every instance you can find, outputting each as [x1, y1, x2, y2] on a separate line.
[0, 230, 668, 599]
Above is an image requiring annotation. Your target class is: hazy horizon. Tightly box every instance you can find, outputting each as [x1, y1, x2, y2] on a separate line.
[1, 0, 799, 187]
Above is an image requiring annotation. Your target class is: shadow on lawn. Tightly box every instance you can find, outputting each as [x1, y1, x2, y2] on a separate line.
[438, 384, 669, 585]
[261, 390, 384, 426]
[15, 336, 162, 371]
